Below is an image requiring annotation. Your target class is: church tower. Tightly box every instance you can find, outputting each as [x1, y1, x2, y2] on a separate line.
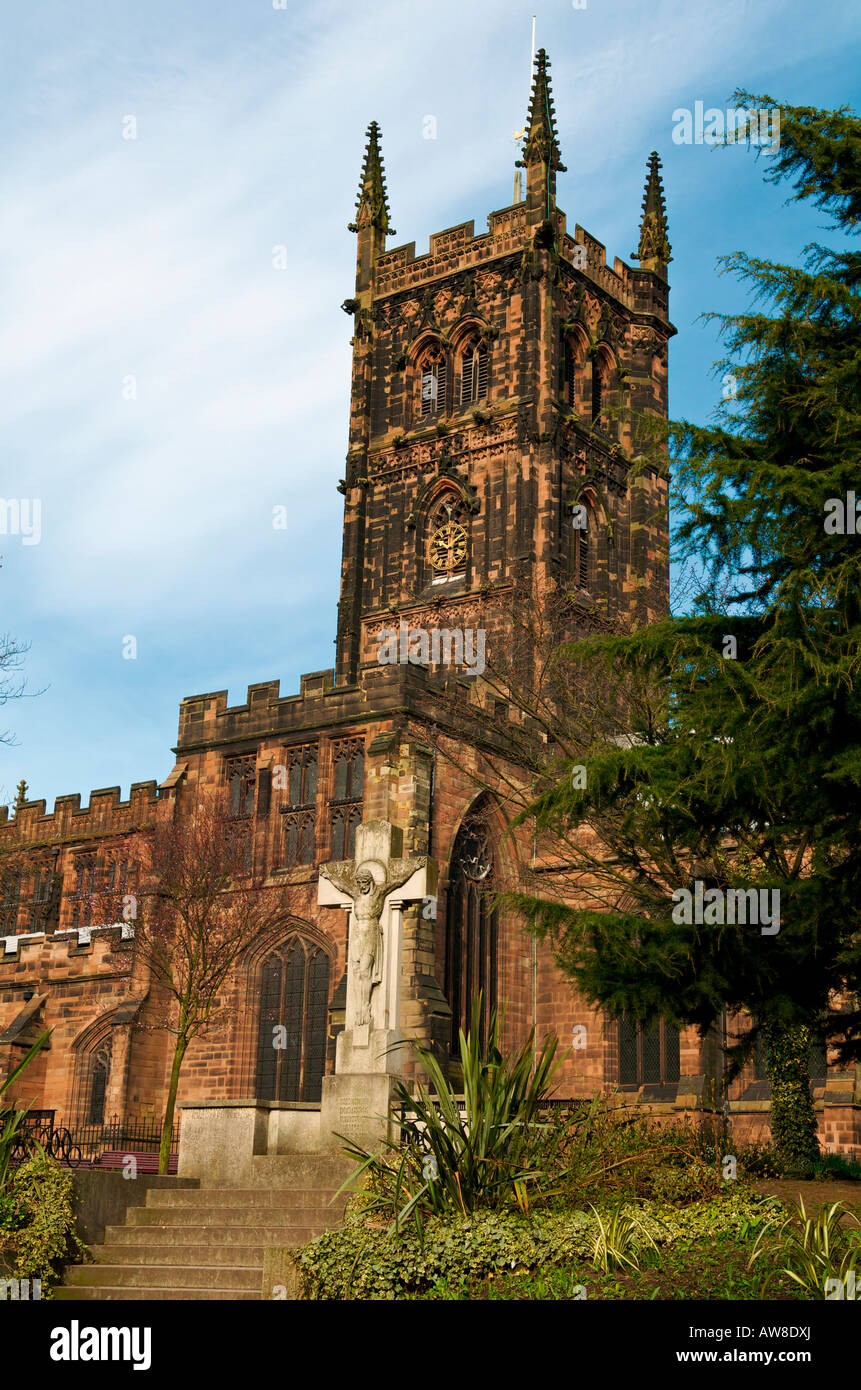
[335, 49, 674, 687]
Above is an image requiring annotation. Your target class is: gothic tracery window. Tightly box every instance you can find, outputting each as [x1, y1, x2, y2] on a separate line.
[70, 853, 97, 930]
[72, 1032, 113, 1126]
[87, 1038, 112, 1124]
[283, 812, 316, 867]
[444, 814, 498, 1051]
[1, 868, 21, 933]
[255, 937, 330, 1103]
[592, 352, 615, 430]
[225, 754, 257, 819]
[330, 741, 364, 859]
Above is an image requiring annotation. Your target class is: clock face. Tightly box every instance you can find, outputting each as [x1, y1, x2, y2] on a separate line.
[429, 521, 467, 573]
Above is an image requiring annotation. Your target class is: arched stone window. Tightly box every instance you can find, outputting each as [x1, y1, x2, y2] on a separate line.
[417, 343, 447, 420]
[444, 813, 498, 1052]
[88, 1039, 111, 1125]
[255, 936, 331, 1103]
[331, 805, 361, 860]
[459, 337, 488, 406]
[72, 1030, 113, 1126]
[283, 812, 316, 866]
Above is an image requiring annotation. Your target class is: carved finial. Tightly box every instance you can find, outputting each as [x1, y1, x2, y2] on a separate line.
[517, 49, 566, 177]
[633, 151, 672, 272]
[14, 779, 28, 813]
[349, 121, 395, 237]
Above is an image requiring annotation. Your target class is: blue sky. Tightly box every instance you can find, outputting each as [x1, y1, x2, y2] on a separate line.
[1, 0, 859, 811]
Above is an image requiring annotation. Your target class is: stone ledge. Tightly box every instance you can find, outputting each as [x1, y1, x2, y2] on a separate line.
[178, 1098, 320, 1112]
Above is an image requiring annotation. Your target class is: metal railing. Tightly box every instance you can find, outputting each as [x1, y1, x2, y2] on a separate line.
[9, 1112, 180, 1168]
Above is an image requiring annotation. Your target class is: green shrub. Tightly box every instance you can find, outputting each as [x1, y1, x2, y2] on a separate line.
[647, 1158, 723, 1205]
[813, 1152, 861, 1182]
[340, 996, 561, 1226]
[6, 1147, 89, 1295]
[298, 1189, 783, 1300]
[0, 1030, 50, 1193]
[750, 1197, 861, 1298]
[733, 1141, 785, 1179]
[0, 1191, 25, 1232]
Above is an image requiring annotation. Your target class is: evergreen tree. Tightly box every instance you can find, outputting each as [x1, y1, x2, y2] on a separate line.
[508, 95, 861, 1175]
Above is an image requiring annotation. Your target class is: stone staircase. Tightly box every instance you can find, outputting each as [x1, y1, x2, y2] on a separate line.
[56, 1155, 354, 1302]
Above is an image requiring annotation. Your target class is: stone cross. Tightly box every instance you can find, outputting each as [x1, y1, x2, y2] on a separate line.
[318, 820, 433, 1062]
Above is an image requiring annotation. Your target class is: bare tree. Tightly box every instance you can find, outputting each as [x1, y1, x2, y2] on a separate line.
[100, 790, 293, 1173]
[0, 633, 40, 752]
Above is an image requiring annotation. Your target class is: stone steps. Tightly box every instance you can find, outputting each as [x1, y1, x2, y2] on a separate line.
[124, 1204, 343, 1227]
[57, 1154, 357, 1302]
[56, 1285, 261, 1302]
[151, 1186, 346, 1209]
[89, 1243, 277, 1266]
[102, 1224, 328, 1247]
[64, 1263, 262, 1291]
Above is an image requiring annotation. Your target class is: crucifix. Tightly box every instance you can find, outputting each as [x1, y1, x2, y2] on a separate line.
[318, 820, 435, 1061]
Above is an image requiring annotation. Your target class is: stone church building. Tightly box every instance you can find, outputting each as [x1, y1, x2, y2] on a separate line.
[1, 52, 857, 1159]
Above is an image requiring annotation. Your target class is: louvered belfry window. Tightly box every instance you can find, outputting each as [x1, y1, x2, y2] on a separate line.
[564, 339, 577, 408]
[592, 360, 604, 423]
[420, 348, 446, 418]
[575, 511, 589, 589]
[255, 939, 330, 1103]
[460, 339, 488, 406]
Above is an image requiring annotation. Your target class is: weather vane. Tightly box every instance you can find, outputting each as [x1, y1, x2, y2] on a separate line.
[513, 15, 537, 204]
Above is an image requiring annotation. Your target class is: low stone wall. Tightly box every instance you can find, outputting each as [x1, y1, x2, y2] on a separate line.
[71, 1168, 198, 1246]
[178, 1099, 331, 1184]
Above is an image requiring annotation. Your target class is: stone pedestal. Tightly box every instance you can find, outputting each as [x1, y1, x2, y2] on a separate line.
[316, 819, 437, 1153]
[319, 1072, 399, 1153]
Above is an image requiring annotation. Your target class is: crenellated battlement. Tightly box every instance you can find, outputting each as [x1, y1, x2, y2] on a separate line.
[174, 662, 440, 754]
[0, 782, 159, 845]
[372, 203, 641, 315]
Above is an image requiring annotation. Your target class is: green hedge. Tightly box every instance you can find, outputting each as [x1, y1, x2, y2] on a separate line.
[298, 1189, 783, 1300]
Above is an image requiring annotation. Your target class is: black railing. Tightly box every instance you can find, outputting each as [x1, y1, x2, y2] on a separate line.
[9, 1112, 180, 1168]
[68, 1113, 181, 1164]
